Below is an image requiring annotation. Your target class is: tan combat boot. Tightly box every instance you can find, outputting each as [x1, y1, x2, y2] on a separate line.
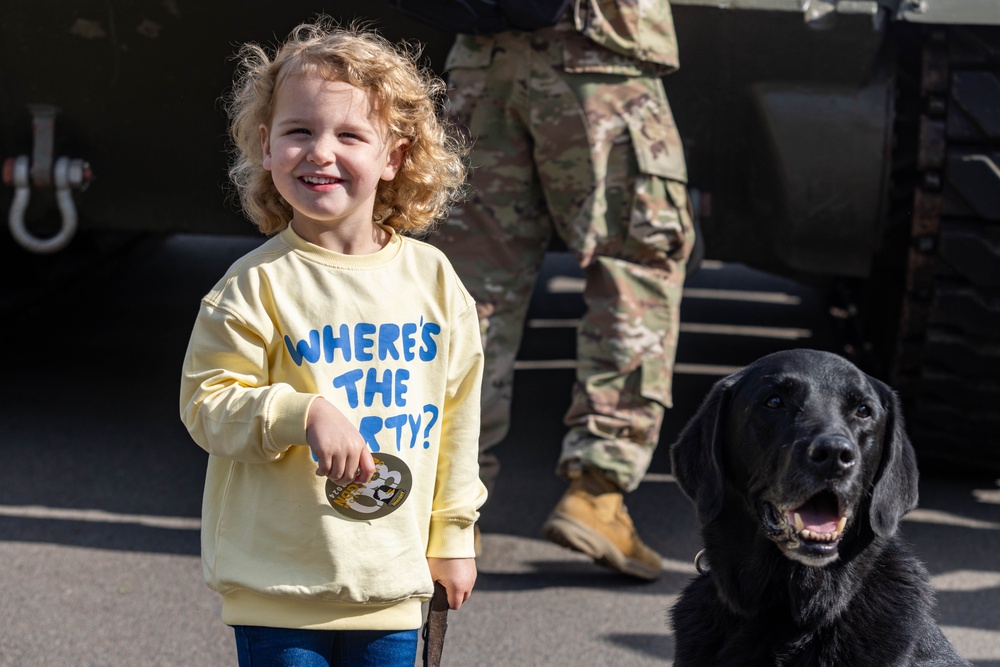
[541, 467, 662, 581]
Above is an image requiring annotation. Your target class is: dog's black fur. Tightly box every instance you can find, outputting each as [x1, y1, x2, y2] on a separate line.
[669, 349, 969, 666]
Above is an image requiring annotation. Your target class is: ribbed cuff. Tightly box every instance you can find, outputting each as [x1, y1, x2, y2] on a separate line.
[426, 519, 477, 559]
[265, 390, 319, 457]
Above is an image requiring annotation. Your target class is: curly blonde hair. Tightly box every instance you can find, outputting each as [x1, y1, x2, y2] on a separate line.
[225, 18, 468, 236]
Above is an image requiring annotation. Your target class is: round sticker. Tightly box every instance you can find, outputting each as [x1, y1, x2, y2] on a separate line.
[326, 452, 412, 520]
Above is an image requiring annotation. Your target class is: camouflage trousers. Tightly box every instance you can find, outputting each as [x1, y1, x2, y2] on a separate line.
[431, 28, 695, 493]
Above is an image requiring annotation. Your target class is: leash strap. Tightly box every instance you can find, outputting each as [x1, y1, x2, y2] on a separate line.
[422, 581, 450, 667]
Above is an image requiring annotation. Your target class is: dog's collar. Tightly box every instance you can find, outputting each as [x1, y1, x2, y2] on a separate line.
[694, 549, 710, 574]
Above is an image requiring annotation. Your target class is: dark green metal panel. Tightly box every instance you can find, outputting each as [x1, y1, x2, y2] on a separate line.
[664, 5, 893, 280]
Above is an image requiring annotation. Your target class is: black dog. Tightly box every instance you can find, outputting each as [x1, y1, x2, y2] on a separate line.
[669, 349, 969, 666]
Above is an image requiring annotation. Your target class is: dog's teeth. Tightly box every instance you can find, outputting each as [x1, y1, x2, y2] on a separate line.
[791, 512, 846, 543]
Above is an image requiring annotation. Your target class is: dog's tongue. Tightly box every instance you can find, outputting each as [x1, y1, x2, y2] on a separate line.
[797, 507, 839, 533]
[792, 493, 842, 533]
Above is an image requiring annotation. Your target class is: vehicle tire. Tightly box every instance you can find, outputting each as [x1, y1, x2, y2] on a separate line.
[877, 25, 1000, 471]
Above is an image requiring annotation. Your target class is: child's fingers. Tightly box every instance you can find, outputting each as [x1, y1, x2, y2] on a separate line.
[329, 464, 353, 487]
[330, 448, 361, 486]
[355, 448, 376, 483]
[333, 447, 376, 486]
[443, 582, 470, 610]
[313, 453, 332, 477]
[322, 443, 374, 486]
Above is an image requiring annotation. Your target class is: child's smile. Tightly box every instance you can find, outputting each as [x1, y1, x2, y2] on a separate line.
[301, 175, 345, 188]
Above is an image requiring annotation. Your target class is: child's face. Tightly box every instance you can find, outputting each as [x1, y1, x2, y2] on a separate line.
[260, 73, 407, 247]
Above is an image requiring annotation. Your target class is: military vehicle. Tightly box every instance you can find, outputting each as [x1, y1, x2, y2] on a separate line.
[2, 1, 997, 468]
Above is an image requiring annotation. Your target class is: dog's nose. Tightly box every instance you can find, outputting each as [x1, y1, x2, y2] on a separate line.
[807, 435, 857, 477]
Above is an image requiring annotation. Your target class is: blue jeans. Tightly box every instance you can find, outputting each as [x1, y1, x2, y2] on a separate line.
[233, 625, 418, 667]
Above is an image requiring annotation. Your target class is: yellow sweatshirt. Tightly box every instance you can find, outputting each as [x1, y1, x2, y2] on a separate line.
[179, 226, 487, 630]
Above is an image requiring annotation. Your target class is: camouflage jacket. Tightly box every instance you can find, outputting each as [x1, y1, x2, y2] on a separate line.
[447, 0, 680, 76]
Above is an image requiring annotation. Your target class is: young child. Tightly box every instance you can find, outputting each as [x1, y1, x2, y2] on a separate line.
[179, 18, 485, 666]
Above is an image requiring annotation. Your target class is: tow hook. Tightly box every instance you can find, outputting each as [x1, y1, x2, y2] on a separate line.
[3, 105, 93, 254]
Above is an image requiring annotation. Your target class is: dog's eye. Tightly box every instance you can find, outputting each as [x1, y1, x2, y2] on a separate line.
[764, 395, 783, 409]
[855, 404, 871, 419]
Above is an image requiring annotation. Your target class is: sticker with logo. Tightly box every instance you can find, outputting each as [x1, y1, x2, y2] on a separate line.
[326, 453, 412, 520]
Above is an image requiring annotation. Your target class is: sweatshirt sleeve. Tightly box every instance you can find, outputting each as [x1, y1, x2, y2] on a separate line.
[426, 302, 488, 558]
[179, 301, 318, 463]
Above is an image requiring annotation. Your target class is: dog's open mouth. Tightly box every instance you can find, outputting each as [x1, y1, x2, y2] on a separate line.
[789, 491, 847, 544]
[762, 491, 848, 564]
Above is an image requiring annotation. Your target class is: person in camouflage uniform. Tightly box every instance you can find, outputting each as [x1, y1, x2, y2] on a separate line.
[430, 0, 694, 581]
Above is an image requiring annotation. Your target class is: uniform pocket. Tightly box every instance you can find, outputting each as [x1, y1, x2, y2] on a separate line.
[626, 173, 692, 263]
[625, 84, 686, 182]
[445, 34, 497, 70]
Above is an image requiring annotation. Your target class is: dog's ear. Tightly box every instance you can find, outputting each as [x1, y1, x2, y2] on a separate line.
[670, 376, 733, 525]
[869, 380, 919, 537]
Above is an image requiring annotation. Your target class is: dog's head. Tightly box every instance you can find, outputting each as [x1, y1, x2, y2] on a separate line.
[671, 349, 919, 567]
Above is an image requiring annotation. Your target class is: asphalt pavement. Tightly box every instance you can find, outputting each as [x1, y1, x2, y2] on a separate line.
[1, 235, 998, 666]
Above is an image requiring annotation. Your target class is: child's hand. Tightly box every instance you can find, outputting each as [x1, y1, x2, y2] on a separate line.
[306, 398, 376, 487]
[427, 557, 477, 610]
